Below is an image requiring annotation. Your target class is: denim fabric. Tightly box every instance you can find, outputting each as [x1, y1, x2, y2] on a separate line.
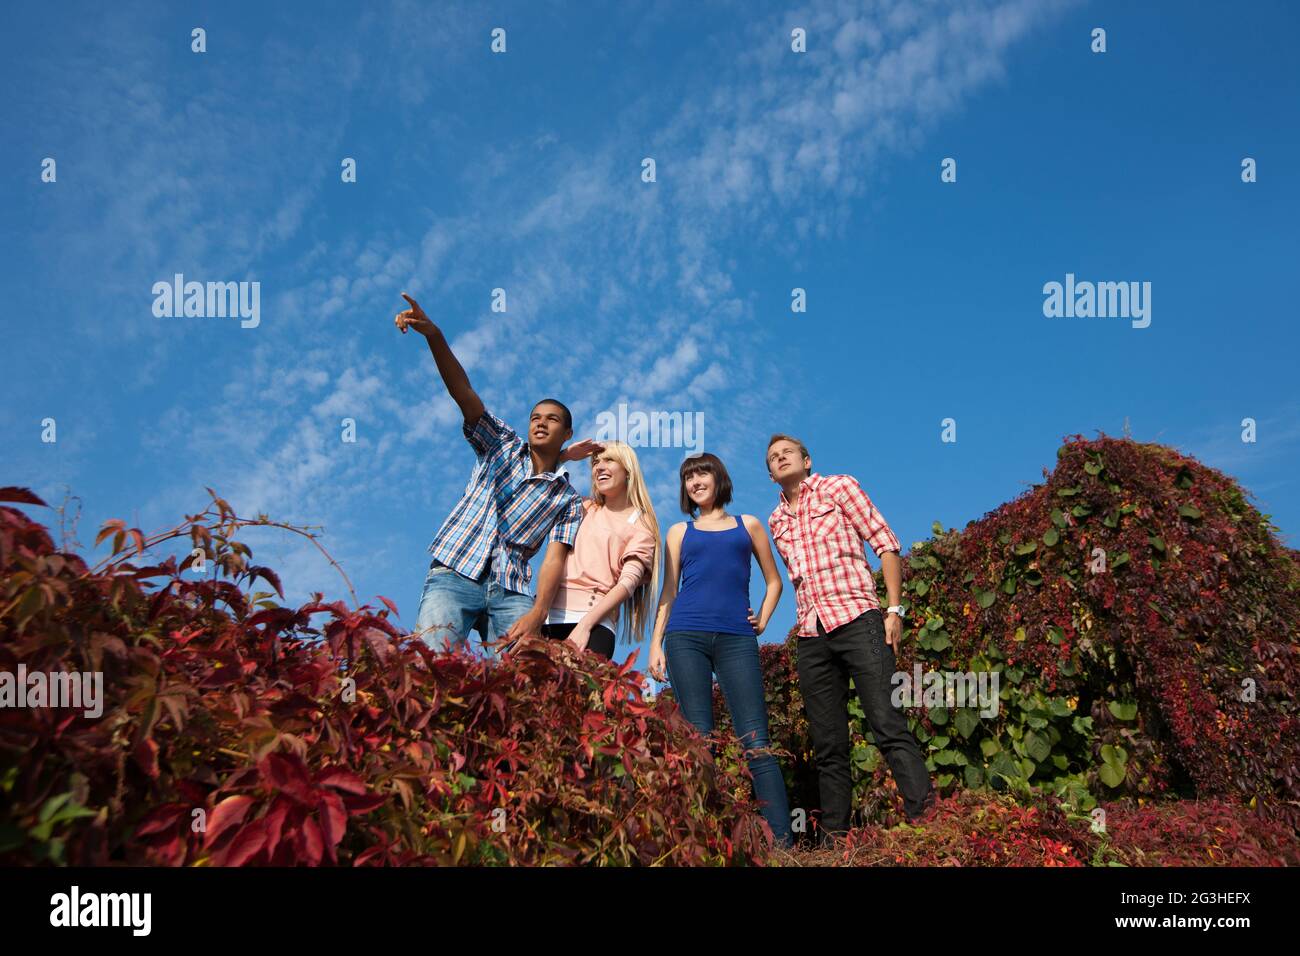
[664, 629, 794, 847]
[414, 561, 533, 656]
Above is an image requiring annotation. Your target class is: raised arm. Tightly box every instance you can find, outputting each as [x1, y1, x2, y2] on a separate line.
[394, 292, 485, 428]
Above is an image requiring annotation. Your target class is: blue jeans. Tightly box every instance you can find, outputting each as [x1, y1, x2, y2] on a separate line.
[414, 561, 533, 656]
[664, 630, 794, 847]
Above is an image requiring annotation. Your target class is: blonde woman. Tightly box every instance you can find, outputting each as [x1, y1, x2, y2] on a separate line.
[537, 440, 660, 660]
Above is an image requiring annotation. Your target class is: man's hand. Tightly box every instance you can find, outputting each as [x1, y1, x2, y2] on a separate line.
[885, 610, 903, 649]
[560, 439, 606, 463]
[502, 607, 546, 645]
[394, 292, 438, 337]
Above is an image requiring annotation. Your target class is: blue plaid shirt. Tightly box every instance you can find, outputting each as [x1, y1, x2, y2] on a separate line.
[428, 410, 583, 595]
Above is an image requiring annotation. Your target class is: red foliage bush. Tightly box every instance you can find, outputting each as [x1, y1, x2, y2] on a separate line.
[720, 436, 1300, 838]
[0, 489, 770, 865]
[813, 791, 1299, 867]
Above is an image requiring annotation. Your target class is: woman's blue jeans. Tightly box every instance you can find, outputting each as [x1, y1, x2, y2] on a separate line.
[664, 630, 793, 847]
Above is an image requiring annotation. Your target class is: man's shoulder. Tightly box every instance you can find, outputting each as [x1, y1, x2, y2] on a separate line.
[467, 408, 521, 447]
[820, 473, 865, 495]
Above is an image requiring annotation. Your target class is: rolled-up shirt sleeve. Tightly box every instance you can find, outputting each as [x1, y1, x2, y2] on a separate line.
[614, 527, 657, 593]
[463, 410, 515, 459]
[547, 494, 584, 547]
[831, 476, 900, 557]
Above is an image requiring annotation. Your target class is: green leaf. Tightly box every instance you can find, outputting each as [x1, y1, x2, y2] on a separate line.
[1098, 762, 1125, 788]
[1056, 486, 1081, 497]
[1013, 541, 1038, 556]
[912, 579, 930, 596]
[954, 709, 980, 739]
[964, 764, 984, 788]
[979, 738, 1001, 758]
[932, 749, 961, 767]
[989, 751, 1022, 782]
[1071, 504, 1092, 518]
[1149, 535, 1166, 553]
[1178, 505, 1202, 520]
[1051, 508, 1067, 528]
[1024, 730, 1051, 763]
[1107, 701, 1138, 721]
[1084, 460, 1102, 476]
[977, 589, 996, 609]
[1042, 528, 1060, 546]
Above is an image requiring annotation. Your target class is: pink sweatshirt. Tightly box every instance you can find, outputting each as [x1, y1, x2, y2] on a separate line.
[548, 500, 657, 632]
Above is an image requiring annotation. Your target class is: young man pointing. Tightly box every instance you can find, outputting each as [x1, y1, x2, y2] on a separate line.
[395, 293, 597, 654]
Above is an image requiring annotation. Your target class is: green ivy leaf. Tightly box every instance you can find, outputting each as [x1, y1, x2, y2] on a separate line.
[1107, 701, 1138, 721]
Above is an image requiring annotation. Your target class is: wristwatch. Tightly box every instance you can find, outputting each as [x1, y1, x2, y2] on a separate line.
[885, 605, 906, 618]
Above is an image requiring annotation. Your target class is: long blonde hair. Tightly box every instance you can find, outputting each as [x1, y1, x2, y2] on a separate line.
[587, 441, 660, 644]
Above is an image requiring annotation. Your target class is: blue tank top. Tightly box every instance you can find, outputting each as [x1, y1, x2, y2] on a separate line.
[665, 518, 755, 636]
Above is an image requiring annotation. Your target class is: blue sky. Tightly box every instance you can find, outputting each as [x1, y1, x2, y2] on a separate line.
[3, 0, 1298, 671]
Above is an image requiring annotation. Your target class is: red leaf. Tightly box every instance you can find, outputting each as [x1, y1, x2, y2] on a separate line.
[224, 821, 268, 866]
[378, 594, 400, 616]
[204, 794, 256, 849]
[133, 737, 160, 779]
[341, 793, 387, 815]
[134, 803, 188, 837]
[260, 799, 291, 859]
[318, 792, 347, 859]
[316, 768, 367, 795]
[0, 487, 47, 506]
[259, 752, 316, 804]
[299, 815, 324, 866]
[247, 565, 284, 598]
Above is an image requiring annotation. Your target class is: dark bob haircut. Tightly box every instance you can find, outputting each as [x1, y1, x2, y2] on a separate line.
[678, 452, 734, 516]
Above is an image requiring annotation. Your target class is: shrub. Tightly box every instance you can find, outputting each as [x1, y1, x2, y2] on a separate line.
[0, 488, 770, 866]
[718, 436, 1300, 835]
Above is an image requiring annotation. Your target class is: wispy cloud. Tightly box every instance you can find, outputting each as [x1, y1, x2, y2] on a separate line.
[8, 0, 1073, 605]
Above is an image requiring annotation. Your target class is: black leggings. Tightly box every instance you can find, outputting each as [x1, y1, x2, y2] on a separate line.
[541, 622, 616, 661]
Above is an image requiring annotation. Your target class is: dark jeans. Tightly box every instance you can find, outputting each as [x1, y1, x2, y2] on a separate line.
[541, 621, 616, 661]
[798, 608, 933, 836]
[664, 630, 794, 847]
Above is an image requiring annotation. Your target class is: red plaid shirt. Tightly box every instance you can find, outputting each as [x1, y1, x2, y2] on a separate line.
[768, 473, 900, 637]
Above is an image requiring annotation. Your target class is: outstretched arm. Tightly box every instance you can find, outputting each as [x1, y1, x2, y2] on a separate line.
[394, 292, 485, 429]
